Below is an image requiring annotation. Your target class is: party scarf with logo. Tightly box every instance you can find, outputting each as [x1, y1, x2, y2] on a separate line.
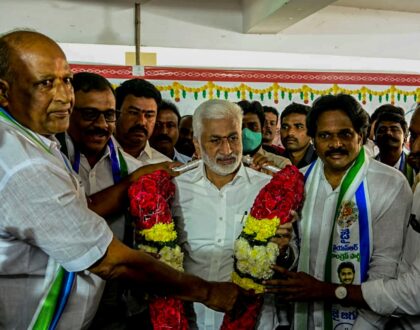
[295, 148, 372, 330]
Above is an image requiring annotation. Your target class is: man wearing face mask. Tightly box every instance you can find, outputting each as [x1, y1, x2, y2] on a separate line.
[238, 100, 291, 170]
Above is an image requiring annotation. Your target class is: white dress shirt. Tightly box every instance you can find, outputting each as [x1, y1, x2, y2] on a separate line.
[136, 140, 171, 165]
[0, 117, 113, 329]
[362, 185, 420, 329]
[173, 162, 279, 330]
[301, 159, 412, 330]
[63, 134, 142, 240]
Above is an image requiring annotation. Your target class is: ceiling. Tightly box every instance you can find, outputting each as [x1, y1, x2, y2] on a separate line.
[1, 0, 420, 62]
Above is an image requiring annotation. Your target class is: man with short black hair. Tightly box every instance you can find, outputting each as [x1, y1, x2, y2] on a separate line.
[374, 111, 413, 185]
[280, 102, 317, 168]
[338, 262, 356, 285]
[265, 94, 412, 329]
[267, 104, 420, 329]
[115, 79, 170, 164]
[150, 100, 191, 163]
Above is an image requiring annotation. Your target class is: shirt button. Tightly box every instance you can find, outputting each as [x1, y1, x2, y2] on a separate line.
[217, 239, 222, 243]
[219, 217, 223, 221]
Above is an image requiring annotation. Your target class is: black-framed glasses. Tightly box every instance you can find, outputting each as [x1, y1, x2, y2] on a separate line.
[74, 107, 118, 123]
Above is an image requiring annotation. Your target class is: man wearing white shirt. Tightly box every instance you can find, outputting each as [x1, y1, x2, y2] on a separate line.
[374, 111, 413, 186]
[173, 100, 295, 329]
[64, 72, 178, 328]
[115, 78, 170, 165]
[150, 100, 191, 163]
[265, 94, 412, 330]
[0, 31, 242, 329]
[267, 104, 420, 329]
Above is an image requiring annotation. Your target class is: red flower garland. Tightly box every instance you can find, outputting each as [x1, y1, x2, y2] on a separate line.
[129, 170, 188, 330]
[221, 165, 304, 330]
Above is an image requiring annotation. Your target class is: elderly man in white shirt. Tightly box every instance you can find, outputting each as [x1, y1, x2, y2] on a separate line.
[0, 30, 244, 329]
[173, 99, 296, 329]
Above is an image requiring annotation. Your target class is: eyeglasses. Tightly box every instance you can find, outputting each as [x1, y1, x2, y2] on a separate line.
[74, 107, 118, 123]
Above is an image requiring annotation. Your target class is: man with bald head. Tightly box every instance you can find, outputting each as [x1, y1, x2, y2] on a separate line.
[0, 30, 240, 329]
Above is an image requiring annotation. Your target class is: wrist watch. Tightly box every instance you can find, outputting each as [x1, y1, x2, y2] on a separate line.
[334, 285, 348, 300]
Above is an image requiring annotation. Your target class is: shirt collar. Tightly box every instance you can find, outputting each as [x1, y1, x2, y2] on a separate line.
[141, 140, 153, 159]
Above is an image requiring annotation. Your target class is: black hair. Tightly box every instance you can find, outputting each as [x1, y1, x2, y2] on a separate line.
[115, 78, 161, 110]
[337, 261, 355, 274]
[263, 106, 279, 122]
[237, 100, 265, 128]
[375, 112, 408, 137]
[158, 100, 181, 124]
[72, 72, 115, 96]
[280, 102, 310, 122]
[307, 94, 369, 142]
[371, 104, 405, 123]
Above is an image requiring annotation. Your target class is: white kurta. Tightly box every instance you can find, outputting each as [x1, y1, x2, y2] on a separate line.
[300, 158, 412, 330]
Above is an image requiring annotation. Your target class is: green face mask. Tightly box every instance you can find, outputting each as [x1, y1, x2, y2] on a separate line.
[242, 128, 262, 154]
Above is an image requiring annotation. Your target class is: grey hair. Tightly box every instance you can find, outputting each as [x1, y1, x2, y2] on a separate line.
[193, 99, 242, 139]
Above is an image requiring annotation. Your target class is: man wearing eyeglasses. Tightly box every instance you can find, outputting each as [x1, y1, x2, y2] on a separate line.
[115, 78, 171, 165]
[62, 72, 176, 328]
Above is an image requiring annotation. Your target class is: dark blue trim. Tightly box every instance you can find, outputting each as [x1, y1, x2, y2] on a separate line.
[304, 160, 316, 183]
[356, 182, 370, 282]
[49, 271, 75, 330]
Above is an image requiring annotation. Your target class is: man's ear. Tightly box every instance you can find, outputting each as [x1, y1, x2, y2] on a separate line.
[0, 79, 10, 108]
[193, 138, 201, 158]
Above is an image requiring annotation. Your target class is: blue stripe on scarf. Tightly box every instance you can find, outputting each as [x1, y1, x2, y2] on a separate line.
[356, 182, 370, 282]
[304, 160, 316, 183]
[49, 272, 75, 330]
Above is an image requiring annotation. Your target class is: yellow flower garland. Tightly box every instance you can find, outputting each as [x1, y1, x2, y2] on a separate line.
[232, 271, 264, 294]
[140, 222, 177, 242]
[242, 215, 280, 242]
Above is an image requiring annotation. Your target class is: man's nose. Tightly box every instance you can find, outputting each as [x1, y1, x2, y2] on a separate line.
[219, 138, 232, 154]
[94, 113, 109, 129]
[329, 135, 343, 148]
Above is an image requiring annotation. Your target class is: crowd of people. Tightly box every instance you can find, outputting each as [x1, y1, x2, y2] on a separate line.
[1, 29, 419, 330]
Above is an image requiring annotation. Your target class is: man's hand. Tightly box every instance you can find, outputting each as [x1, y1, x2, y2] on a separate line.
[270, 222, 293, 251]
[249, 153, 275, 175]
[153, 161, 183, 177]
[264, 265, 334, 302]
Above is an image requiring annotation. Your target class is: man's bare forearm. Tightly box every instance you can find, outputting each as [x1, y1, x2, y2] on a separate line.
[88, 238, 238, 312]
